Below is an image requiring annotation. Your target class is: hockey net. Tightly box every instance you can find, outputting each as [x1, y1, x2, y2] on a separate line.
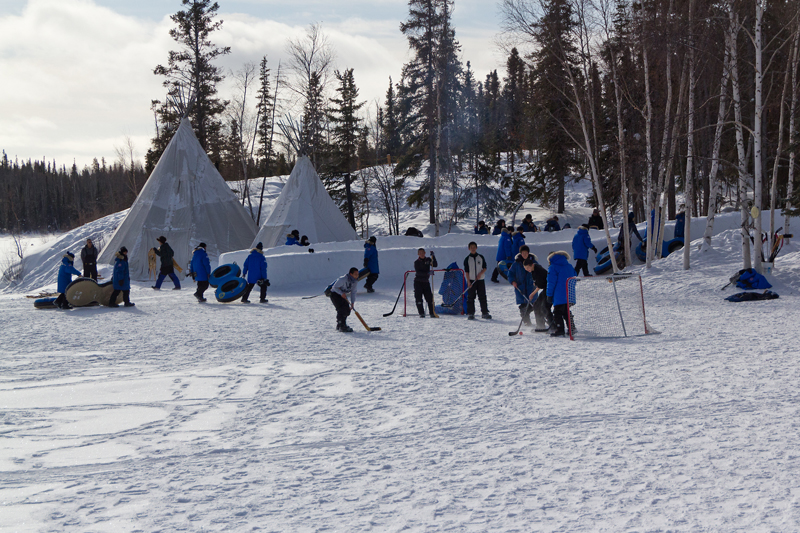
[403, 268, 467, 316]
[566, 274, 654, 340]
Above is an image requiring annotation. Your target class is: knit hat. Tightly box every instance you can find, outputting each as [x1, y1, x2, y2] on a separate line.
[157, 236, 167, 243]
[256, 242, 263, 250]
[198, 242, 207, 249]
[119, 246, 128, 254]
[368, 236, 377, 243]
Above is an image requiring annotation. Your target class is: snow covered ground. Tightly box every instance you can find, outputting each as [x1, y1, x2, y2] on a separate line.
[2, 210, 800, 530]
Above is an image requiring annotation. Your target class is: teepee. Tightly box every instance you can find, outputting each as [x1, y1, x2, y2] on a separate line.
[99, 119, 256, 280]
[252, 155, 358, 248]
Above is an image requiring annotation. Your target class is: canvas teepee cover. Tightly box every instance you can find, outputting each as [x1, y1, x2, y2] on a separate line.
[99, 119, 256, 280]
[252, 155, 358, 248]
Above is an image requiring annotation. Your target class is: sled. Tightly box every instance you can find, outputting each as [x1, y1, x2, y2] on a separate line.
[65, 278, 124, 307]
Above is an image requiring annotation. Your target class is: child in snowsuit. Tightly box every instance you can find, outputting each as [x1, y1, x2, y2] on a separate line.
[572, 225, 597, 277]
[464, 242, 491, 320]
[413, 249, 438, 317]
[546, 251, 577, 337]
[80, 238, 98, 280]
[109, 246, 135, 307]
[54, 251, 82, 309]
[189, 242, 212, 302]
[152, 236, 180, 290]
[491, 227, 513, 283]
[241, 242, 268, 303]
[507, 245, 534, 325]
[330, 267, 359, 332]
[363, 236, 379, 292]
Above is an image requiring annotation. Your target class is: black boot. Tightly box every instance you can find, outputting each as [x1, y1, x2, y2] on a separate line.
[416, 303, 426, 317]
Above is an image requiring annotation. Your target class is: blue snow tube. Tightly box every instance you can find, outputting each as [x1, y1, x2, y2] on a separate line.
[209, 263, 241, 288]
[34, 297, 58, 309]
[636, 237, 684, 262]
[497, 260, 513, 281]
[215, 277, 247, 303]
[357, 267, 370, 282]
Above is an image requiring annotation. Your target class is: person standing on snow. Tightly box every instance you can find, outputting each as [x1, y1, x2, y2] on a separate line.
[572, 225, 597, 277]
[109, 246, 135, 308]
[241, 242, 268, 303]
[330, 267, 359, 332]
[152, 236, 180, 290]
[511, 227, 526, 257]
[464, 241, 491, 320]
[363, 236, 379, 293]
[507, 245, 535, 326]
[189, 243, 211, 302]
[80, 238, 98, 280]
[526, 255, 552, 332]
[618, 211, 644, 249]
[54, 251, 82, 309]
[413, 248, 438, 317]
[546, 251, 577, 337]
[491, 227, 513, 283]
[587, 209, 604, 229]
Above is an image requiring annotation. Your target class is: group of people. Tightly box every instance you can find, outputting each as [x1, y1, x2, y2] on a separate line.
[54, 239, 136, 309]
[285, 229, 311, 247]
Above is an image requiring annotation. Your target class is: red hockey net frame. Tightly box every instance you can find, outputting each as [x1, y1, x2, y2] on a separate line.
[403, 268, 467, 316]
[566, 273, 652, 340]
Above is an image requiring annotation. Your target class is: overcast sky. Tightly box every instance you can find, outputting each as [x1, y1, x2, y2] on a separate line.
[0, 0, 506, 168]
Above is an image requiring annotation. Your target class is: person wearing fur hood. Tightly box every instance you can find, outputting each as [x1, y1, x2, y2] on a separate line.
[241, 242, 268, 303]
[109, 247, 135, 307]
[189, 243, 212, 302]
[546, 251, 576, 337]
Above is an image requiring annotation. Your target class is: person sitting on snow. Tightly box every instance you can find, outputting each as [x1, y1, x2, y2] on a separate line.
[241, 242, 268, 304]
[520, 214, 538, 233]
[546, 251, 576, 337]
[572, 225, 597, 277]
[54, 251, 82, 309]
[109, 247, 135, 308]
[363, 236, 380, 293]
[544, 216, 561, 232]
[492, 219, 506, 236]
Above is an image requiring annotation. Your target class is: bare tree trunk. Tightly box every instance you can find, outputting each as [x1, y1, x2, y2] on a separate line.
[642, 40, 655, 268]
[729, 7, 753, 269]
[610, 44, 632, 267]
[683, 0, 696, 270]
[701, 30, 732, 252]
[785, 21, 800, 243]
[753, 0, 764, 271]
[768, 27, 793, 254]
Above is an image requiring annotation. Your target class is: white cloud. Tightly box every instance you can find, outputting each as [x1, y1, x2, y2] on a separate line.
[0, 0, 504, 167]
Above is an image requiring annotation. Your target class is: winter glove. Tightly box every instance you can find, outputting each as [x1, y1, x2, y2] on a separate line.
[592, 247, 598, 254]
[257, 279, 264, 287]
[266, 279, 270, 286]
[546, 297, 553, 306]
[363, 258, 369, 267]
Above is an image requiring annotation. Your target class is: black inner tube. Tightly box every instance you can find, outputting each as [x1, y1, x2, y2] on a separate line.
[220, 279, 240, 292]
[214, 265, 232, 278]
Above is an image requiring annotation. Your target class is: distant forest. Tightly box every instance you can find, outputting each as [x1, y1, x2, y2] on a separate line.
[2, 0, 799, 270]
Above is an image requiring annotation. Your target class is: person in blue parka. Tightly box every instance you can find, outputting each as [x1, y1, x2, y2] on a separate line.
[511, 228, 526, 258]
[507, 245, 535, 326]
[241, 242, 268, 303]
[474, 221, 489, 234]
[572, 225, 597, 277]
[189, 242, 212, 302]
[363, 236, 379, 292]
[109, 246, 135, 308]
[546, 251, 577, 337]
[544, 216, 561, 232]
[674, 207, 685, 240]
[54, 251, 82, 309]
[491, 227, 513, 283]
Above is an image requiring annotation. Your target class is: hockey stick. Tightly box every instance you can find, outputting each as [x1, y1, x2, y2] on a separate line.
[382, 279, 406, 317]
[302, 293, 325, 300]
[442, 283, 472, 308]
[509, 286, 533, 336]
[353, 309, 381, 331]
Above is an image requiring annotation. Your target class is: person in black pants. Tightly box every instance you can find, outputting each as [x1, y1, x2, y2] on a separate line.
[463, 241, 491, 320]
[526, 255, 553, 332]
[413, 248, 438, 317]
[80, 238, 98, 280]
[329, 267, 359, 332]
[109, 247, 135, 308]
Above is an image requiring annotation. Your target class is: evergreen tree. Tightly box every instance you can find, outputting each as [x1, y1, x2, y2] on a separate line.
[303, 71, 327, 168]
[503, 48, 527, 172]
[381, 78, 402, 160]
[149, 0, 230, 173]
[328, 68, 365, 228]
[255, 56, 275, 176]
[530, 0, 579, 213]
